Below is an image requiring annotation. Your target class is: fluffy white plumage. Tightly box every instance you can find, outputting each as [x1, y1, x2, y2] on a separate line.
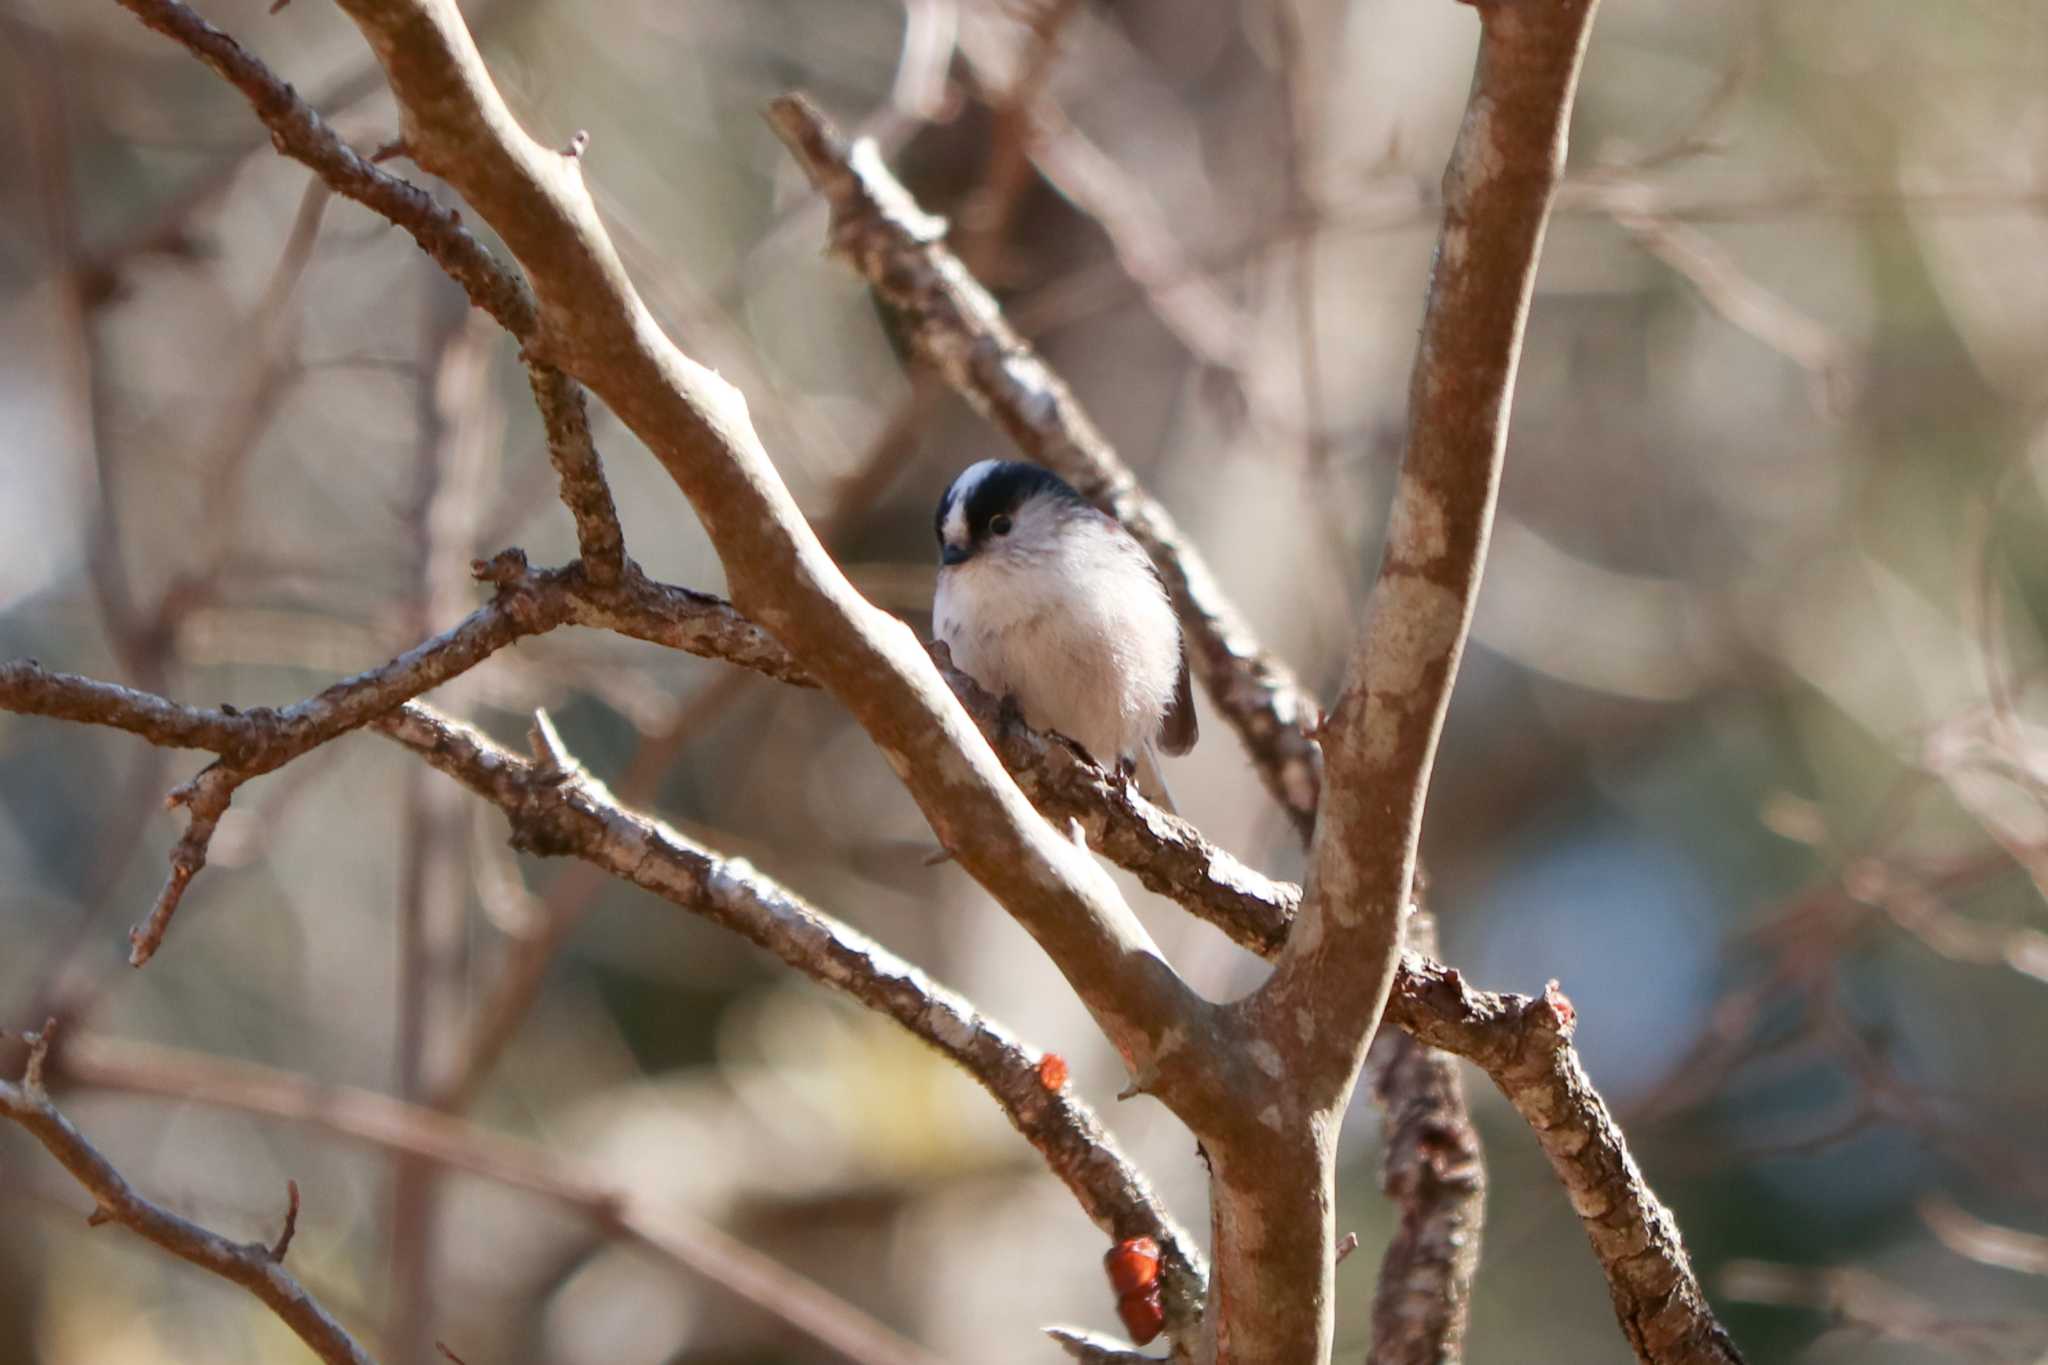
[932, 460, 1194, 798]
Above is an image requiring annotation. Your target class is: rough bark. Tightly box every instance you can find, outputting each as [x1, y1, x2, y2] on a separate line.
[1391, 959, 1745, 1364]
[1217, 3, 1605, 1358]
[377, 702, 1206, 1334]
[1365, 911, 1486, 1365]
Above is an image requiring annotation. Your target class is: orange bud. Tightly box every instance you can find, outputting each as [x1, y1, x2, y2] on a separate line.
[1116, 1286, 1165, 1345]
[1104, 1236, 1160, 1296]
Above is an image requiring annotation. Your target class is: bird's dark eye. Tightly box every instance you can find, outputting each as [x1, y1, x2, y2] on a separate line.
[990, 514, 1013, 536]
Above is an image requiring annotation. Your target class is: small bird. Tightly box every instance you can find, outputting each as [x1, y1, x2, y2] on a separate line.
[932, 459, 1197, 809]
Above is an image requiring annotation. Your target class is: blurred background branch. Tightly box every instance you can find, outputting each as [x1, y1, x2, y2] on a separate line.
[1, 1025, 378, 1365]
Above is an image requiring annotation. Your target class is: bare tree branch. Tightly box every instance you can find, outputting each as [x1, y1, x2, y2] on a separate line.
[374, 701, 1207, 1331]
[1608, 205, 1856, 414]
[0, 557, 801, 763]
[832, 637, 1738, 1365]
[311, 0, 1213, 1141]
[112, 0, 626, 582]
[952, 0, 1082, 281]
[764, 78, 1494, 1359]
[1390, 961, 1744, 1365]
[766, 93, 1326, 841]
[1046, 1325, 1159, 1364]
[934, 643, 1299, 954]
[7, 637, 1218, 1337]
[1364, 912, 1485, 1365]
[113, 0, 524, 326]
[53, 1034, 948, 1365]
[76, 4, 1754, 1361]
[1263, 0, 1598, 1082]
[100, 1, 1216, 1347]
[2, 552, 797, 959]
[1921, 1194, 2048, 1277]
[4, 585, 1739, 1360]
[0, 1024, 379, 1365]
[524, 364, 625, 585]
[1720, 1258, 2044, 1363]
[1160, 0, 1594, 1353]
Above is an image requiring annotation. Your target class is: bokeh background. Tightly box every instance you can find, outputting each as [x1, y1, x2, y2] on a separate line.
[6, 0, 2048, 1361]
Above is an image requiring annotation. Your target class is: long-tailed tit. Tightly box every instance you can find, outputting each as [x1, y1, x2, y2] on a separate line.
[932, 459, 1197, 809]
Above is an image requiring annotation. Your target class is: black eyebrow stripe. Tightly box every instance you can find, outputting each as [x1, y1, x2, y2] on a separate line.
[960, 462, 1086, 539]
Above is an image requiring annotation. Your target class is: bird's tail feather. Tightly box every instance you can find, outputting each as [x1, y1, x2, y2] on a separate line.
[1131, 743, 1179, 818]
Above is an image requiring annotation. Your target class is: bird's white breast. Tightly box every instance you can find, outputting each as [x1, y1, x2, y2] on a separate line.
[934, 512, 1179, 768]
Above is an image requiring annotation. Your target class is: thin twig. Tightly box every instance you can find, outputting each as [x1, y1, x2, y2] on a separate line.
[953, 0, 1081, 279]
[113, 0, 528, 326]
[387, 294, 490, 1363]
[270, 1179, 302, 1261]
[0, 560, 806, 759]
[1921, 1194, 2048, 1277]
[1, 1031, 377, 1365]
[525, 365, 625, 584]
[1609, 206, 1857, 414]
[3, 553, 801, 957]
[1720, 1259, 2046, 1363]
[1046, 1326, 1159, 1364]
[129, 765, 238, 965]
[1270, 0, 1332, 472]
[318, 0, 1209, 1133]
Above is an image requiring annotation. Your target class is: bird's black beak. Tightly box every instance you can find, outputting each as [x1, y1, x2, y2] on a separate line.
[941, 543, 971, 567]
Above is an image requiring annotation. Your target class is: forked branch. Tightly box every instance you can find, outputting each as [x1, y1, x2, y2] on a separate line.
[313, 0, 1217, 1125]
[0, 1024, 377, 1365]
[377, 701, 1207, 1335]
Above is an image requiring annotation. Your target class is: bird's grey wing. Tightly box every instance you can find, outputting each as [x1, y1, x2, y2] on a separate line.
[1158, 645, 1198, 756]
